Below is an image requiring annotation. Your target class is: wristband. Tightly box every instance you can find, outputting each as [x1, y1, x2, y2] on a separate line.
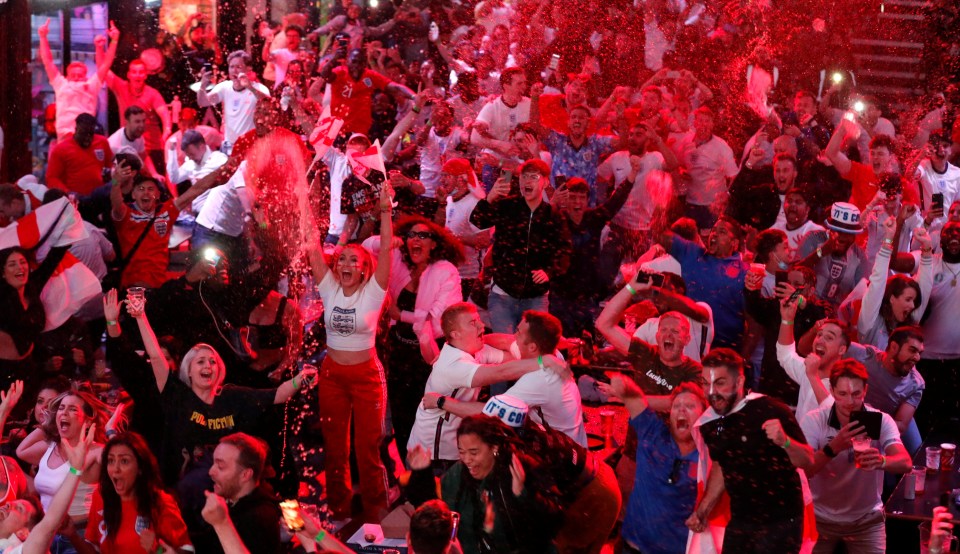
[106, 320, 118, 326]
[882, 238, 893, 246]
[314, 530, 327, 544]
[880, 455, 887, 469]
[816, 246, 823, 259]
[412, 105, 421, 114]
[292, 376, 300, 390]
[68, 465, 81, 476]
[782, 437, 791, 449]
[796, 295, 806, 309]
[106, 429, 117, 438]
[537, 355, 544, 371]
[625, 283, 638, 296]
[781, 319, 794, 326]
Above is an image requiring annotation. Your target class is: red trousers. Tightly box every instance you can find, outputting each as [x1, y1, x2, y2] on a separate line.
[317, 355, 389, 521]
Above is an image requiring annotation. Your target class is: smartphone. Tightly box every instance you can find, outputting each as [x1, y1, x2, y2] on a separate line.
[548, 53, 561, 71]
[203, 247, 221, 266]
[787, 289, 802, 305]
[636, 270, 665, 288]
[337, 36, 349, 49]
[555, 175, 568, 189]
[501, 169, 513, 183]
[666, 70, 681, 79]
[933, 192, 945, 212]
[775, 270, 788, 288]
[202, 62, 212, 73]
[279, 500, 305, 532]
[450, 511, 460, 540]
[850, 411, 882, 441]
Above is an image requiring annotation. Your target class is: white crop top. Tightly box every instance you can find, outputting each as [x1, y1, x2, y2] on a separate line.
[35, 443, 96, 518]
[318, 270, 387, 351]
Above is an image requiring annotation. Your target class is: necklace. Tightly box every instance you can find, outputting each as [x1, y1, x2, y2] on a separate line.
[945, 261, 960, 287]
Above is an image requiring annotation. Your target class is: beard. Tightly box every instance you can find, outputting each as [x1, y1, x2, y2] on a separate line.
[708, 391, 740, 416]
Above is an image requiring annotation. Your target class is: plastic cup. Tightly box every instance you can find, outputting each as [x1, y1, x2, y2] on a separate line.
[851, 435, 872, 469]
[942, 443, 956, 471]
[914, 466, 927, 495]
[599, 409, 616, 448]
[928, 446, 943, 473]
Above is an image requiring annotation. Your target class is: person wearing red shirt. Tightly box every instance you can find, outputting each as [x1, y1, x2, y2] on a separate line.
[110, 160, 219, 289]
[319, 45, 414, 136]
[68, 433, 192, 554]
[46, 113, 114, 196]
[826, 121, 919, 211]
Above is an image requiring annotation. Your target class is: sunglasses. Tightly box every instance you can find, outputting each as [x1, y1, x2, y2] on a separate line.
[407, 231, 435, 240]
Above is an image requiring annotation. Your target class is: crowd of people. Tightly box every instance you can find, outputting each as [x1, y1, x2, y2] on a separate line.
[3, 0, 960, 552]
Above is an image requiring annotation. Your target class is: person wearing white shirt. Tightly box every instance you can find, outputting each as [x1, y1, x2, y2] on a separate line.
[471, 67, 531, 170]
[771, 188, 826, 261]
[197, 51, 270, 149]
[672, 106, 739, 229]
[408, 303, 567, 465]
[107, 107, 160, 178]
[777, 299, 851, 417]
[261, 25, 303, 89]
[166, 130, 228, 225]
[798, 360, 911, 552]
[915, 131, 960, 225]
[425, 310, 585, 446]
[193, 161, 253, 267]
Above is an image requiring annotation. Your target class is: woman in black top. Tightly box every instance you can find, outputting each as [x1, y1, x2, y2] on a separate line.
[0, 246, 68, 391]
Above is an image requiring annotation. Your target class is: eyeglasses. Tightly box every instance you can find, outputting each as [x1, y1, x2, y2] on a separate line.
[667, 458, 689, 485]
[407, 231, 435, 240]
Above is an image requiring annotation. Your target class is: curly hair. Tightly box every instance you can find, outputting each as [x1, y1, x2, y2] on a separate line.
[394, 215, 465, 268]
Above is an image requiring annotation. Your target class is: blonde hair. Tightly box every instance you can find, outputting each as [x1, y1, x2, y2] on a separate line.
[41, 390, 111, 443]
[179, 343, 227, 390]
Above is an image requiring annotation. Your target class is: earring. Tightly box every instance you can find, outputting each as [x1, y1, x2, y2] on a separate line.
[493, 448, 499, 457]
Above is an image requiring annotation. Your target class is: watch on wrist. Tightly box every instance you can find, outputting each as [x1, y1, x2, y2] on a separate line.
[823, 443, 837, 458]
[437, 396, 446, 410]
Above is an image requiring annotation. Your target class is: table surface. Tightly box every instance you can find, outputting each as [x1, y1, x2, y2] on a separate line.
[885, 433, 960, 523]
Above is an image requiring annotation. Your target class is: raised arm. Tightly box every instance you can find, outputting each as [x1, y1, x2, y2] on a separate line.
[97, 22, 120, 82]
[0, 382, 23, 447]
[37, 19, 60, 83]
[597, 374, 648, 418]
[22, 424, 95, 554]
[596, 276, 653, 355]
[528, 83, 547, 140]
[858, 216, 896, 336]
[383, 92, 426, 161]
[109, 162, 134, 221]
[825, 119, 854, 177]
[122, 294, 172, 393]
[374, 185, 394, 289]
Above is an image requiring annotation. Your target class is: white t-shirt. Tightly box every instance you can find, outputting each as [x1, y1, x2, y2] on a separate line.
[474, 96, 531, 159]
[269, 48, 299, 88]
[420, 129, 462, 197]
[195, 162, 247, 237]
[800, 403, 901, 522]
[107, 128, 145, 156]
[771, 219, 826, 262]
[915, 159, 960, 215]
[206, 81, 271, 143]
[673, 132, 738, 206]
[445, 193, 487, 279]
[408, 344, 505, 460]
[909, 253, 960, 358]
[504, 345, 587, 447]
[52, 73, 102, 139]
[598, 150, 666, 231]
[321, 148, 352, 237]
[318, 268, 387, 352]
[633, 303, 715, 362]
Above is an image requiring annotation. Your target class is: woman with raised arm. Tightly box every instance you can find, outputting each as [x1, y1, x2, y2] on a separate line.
[306, 183, 394, 522]
[15, 390, 108, 554]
